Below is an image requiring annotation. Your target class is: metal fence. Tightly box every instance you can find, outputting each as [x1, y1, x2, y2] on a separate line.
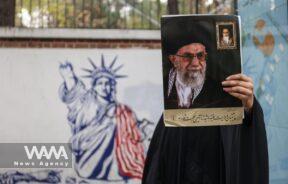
[2, 0, 236, 29]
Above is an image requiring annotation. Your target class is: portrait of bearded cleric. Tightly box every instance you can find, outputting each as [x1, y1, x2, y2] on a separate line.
[216, 22, 237, 50]
[167, 43, 207, 108]
[164, 42, 241, 110]
[161, 15, 242, 110]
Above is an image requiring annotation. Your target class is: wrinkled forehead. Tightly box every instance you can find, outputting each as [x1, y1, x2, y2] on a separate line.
[177, 43, 206, 54]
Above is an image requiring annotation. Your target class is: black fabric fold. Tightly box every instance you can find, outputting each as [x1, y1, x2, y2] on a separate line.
[142, 98, 268, 184]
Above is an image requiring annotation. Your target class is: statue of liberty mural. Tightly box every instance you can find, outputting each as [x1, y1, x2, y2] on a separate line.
[59, 55, 153, 182]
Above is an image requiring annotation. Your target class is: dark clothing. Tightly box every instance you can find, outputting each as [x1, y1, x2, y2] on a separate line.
[142, 97, 269, 184]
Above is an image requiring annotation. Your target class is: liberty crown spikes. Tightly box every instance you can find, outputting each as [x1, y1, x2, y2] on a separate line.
[82, 54, 127, 82]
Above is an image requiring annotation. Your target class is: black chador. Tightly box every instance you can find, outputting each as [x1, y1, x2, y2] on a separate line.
[142, 97, 268, 184]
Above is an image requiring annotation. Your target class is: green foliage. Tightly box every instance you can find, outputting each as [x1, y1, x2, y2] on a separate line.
[15, 0, 167, 29]
[14, 0, 235, 29]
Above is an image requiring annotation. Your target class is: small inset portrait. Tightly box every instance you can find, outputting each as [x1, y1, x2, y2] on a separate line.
[216, 22, 237, 49]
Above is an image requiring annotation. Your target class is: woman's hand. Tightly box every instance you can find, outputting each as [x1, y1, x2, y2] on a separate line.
[222, 73, 254, 111]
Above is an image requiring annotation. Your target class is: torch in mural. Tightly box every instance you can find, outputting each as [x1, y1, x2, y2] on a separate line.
[59, 55, 153, 182]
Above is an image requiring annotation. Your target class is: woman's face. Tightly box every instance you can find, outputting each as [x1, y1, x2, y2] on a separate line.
[93, 77, 112, 99]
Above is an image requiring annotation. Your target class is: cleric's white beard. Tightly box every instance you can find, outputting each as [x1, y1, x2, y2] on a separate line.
[223, 36, 230, 44]
[177, 66, 206, 88]
[175, 66, 206, 107]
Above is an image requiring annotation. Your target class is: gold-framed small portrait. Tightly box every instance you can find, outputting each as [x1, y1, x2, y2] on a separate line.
[216, 21, 237, 50]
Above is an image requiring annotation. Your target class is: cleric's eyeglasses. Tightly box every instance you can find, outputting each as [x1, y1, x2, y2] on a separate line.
[173, 52, 207, 62]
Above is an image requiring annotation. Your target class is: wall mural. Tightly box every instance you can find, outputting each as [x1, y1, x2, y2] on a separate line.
[239, 0, 288, 183]
[0, 170, 61, 183]
[59, 56, 153, 181]
[0, 49, 163, 183]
